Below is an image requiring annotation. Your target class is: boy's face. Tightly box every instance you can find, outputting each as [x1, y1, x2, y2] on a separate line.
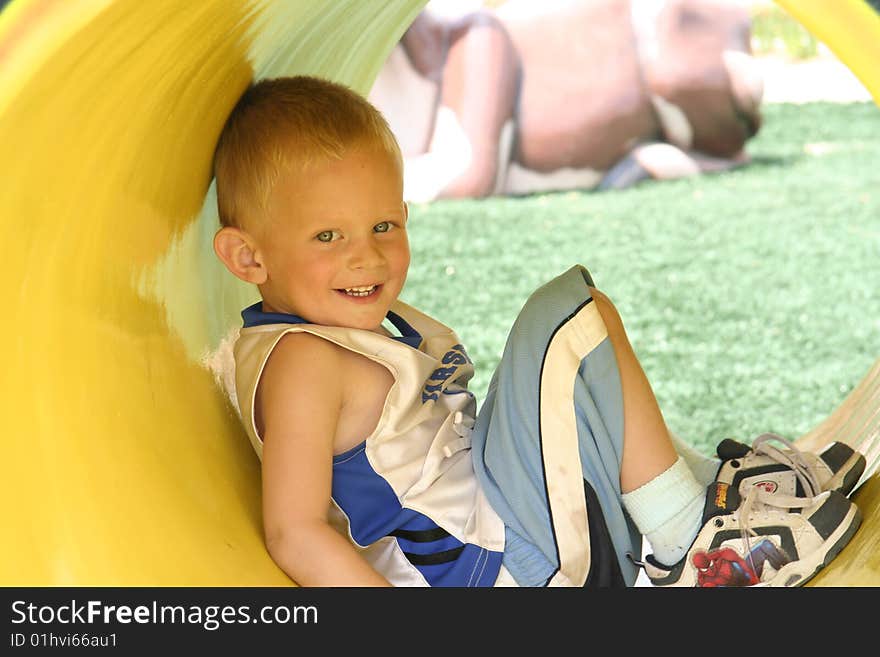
[255, 144, 410, 332]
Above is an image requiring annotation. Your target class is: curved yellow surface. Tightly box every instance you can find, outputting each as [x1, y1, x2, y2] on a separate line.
[775, 0, 880, 107]
[0, 0, 426, 586]
[0, 0, 877, 586]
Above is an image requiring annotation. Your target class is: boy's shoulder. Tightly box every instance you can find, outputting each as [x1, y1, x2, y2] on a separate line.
[258, 331, 347, 403]
[262, 330, 348, 382]
[233, 324, 349, 401]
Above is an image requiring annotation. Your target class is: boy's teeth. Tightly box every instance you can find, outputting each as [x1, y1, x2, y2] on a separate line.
[343, 285, 377, 297]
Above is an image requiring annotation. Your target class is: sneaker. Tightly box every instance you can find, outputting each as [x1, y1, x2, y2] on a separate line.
[715, 433, 865, 498]
[644, 481, 862, 587]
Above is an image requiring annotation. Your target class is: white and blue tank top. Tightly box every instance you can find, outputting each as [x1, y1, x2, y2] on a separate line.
[232, 300, 506, 586]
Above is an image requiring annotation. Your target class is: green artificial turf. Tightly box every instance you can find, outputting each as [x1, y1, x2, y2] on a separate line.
[400, 101, 880, 456]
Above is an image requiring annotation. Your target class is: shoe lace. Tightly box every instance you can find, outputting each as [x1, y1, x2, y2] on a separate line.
[736, 484, 814, 580]
[750, 433, 822, 497]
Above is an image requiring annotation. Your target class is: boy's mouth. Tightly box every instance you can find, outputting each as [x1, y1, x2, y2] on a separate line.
[337, 284, 380, 298]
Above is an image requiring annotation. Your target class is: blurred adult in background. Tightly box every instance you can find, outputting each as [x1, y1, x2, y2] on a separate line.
[369, 0, 764, 202]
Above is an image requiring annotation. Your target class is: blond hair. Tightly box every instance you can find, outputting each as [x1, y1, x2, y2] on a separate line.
[213, 75, 402, 229]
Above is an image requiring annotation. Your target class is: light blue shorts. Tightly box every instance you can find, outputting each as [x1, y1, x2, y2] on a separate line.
[471, 264, 642, 587]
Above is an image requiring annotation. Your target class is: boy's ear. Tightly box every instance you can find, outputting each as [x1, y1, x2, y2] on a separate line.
[213, 226, 268, 285]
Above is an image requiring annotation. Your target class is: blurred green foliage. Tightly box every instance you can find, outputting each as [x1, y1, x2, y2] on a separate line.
[750, 4, 820, 59]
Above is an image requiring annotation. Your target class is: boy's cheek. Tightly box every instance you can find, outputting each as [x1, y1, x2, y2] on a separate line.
[397, 256, 411, 278]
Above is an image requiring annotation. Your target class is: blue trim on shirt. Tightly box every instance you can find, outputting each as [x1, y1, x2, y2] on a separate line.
[241, 302, 422, 348]
[332, 444, 502, 586]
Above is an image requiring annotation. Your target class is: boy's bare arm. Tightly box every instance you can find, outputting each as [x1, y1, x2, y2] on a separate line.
[258, 333, 391, 587]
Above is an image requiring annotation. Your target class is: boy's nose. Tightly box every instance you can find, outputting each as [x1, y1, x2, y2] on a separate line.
[347, 237, 386, 270]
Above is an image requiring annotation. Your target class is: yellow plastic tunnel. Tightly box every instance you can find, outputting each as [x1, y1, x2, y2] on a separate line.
[1, 0, 879, 586]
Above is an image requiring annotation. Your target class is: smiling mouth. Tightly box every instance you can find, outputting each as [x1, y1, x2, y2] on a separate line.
[338, 284, 380, 297]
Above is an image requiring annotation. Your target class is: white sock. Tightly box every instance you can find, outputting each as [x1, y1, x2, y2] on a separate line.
[621, 456, 705, 566]
[669, 432, 721, 487]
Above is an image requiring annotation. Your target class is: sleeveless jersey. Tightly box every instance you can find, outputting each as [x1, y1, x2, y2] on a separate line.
[233, 300, 505, 586]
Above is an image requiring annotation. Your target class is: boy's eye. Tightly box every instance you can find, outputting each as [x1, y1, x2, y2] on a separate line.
[373, 222, 391, 233]
[316, 230, 340, 243]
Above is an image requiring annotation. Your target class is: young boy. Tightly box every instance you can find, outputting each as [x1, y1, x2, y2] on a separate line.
[212, 75, 864, 587]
